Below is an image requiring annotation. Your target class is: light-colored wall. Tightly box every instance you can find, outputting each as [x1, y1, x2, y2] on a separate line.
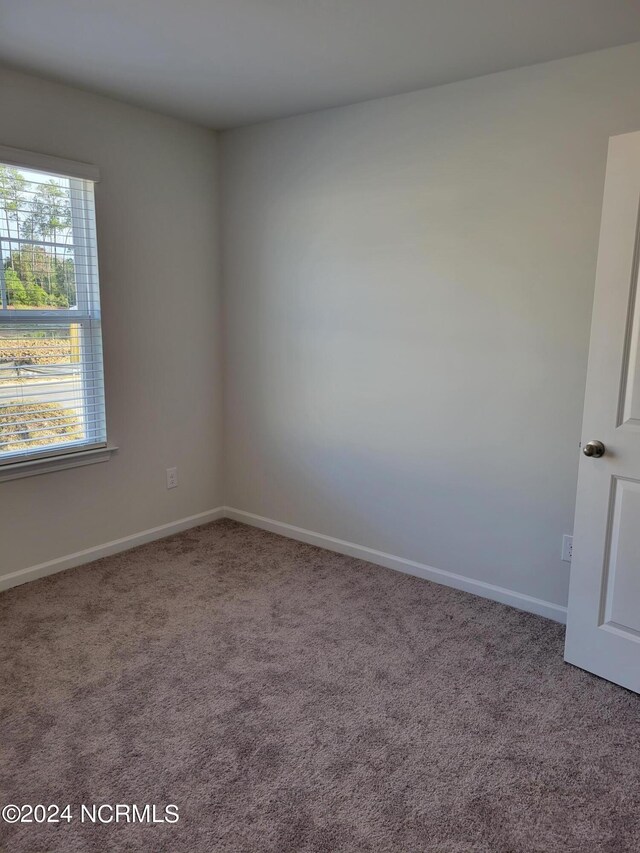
[0, 68, 223, 579]
[220, 42, 640, 609]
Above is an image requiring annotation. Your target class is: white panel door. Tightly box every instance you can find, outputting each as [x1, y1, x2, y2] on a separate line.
[565, 130, 640, 693]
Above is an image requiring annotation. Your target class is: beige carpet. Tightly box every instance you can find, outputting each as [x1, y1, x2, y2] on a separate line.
[1, 519, 638, 853]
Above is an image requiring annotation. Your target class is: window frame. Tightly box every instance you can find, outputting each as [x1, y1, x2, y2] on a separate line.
[0, 146, 115, 479]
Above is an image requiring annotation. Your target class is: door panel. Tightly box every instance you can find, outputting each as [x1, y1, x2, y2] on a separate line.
[565, 130, 640, 693]
[601, 477, 640, 636]
[621, 256, 640, 427]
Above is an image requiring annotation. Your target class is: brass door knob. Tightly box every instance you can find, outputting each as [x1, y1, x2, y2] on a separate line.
[583, 440, 605, 458]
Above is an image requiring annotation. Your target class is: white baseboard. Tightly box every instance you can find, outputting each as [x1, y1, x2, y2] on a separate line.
[2, 503, 568, 625]
[0, 507, 225, 592]
[224, 507, 568, 624]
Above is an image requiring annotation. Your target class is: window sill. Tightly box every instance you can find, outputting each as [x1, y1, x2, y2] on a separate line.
[0, 445, 118, 483]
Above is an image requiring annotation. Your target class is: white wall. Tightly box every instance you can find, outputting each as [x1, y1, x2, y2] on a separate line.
[220, 42, 640, 609]
[0, 68, 223, 580]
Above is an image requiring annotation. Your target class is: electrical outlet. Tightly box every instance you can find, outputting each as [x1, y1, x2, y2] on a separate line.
[166, 467, 178, 489]
[561, 534, 573, 563]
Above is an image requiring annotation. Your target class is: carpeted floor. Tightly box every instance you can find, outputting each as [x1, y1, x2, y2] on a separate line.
[1, 520, 639, 853]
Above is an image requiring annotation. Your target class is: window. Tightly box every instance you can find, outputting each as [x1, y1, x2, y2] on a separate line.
[0, 147, 107, 471]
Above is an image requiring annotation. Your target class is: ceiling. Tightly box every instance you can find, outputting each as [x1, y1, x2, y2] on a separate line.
[1, 0, 640, 129]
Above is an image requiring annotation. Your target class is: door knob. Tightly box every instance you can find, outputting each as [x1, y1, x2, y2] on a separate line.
[582, 440, 605, 458]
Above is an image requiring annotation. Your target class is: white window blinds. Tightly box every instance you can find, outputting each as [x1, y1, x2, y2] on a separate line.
[0, 149, 106, 466]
